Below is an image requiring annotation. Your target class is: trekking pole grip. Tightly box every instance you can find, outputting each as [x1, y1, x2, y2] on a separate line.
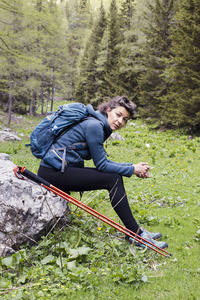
[15, 166, 51, 187]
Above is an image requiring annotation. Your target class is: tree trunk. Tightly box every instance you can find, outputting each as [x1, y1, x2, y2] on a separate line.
[7, 93, 13, 127]
[30, 91, 37, 116]
[51, 80, 55, 112]
[40, 85, 44, 115]
[45, 86, 51, 113]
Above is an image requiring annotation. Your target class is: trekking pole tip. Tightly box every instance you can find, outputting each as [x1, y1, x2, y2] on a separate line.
[166, 253, 173, 258]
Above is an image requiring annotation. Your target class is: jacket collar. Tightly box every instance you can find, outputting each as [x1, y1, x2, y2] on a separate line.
[87, 105, 112, 139]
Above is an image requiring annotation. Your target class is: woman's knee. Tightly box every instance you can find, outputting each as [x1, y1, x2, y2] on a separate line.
[107, 173, 123, 190]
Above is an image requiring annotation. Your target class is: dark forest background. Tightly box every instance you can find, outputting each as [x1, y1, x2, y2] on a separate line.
[0, 0, 200, 130]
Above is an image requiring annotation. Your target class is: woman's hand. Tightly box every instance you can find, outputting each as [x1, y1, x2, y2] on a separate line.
[132, 162, 150, 178]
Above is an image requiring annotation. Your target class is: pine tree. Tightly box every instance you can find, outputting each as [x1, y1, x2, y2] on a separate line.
[0, 0, 74, 122]
[92, 0, 121, 99]
[94, 28, 110, 99]
[75, 1, 107, 105]
[0, 0, 41, 122]
[120, 0, 135, 29]
[64, 0, 93, 100]
[116, 0, 139, 102]
[168, 0, 200, 129]
[103, 0, 122, 96]
[137, 0, 176, 123]
[17, 0, 70, 115]
[35, 0, 72, 112]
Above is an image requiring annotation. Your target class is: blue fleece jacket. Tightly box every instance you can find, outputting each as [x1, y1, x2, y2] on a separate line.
[40, 107, 135, 177]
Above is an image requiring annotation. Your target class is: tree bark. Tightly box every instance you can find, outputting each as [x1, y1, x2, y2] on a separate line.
[51, 80, 55, 112]
[7, 93, 13, 127]
[40, 85, 44, 115]
[30, 91, 37, 116]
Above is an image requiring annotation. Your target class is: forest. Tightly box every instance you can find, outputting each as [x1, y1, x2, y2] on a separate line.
[0, 0, 200, 130]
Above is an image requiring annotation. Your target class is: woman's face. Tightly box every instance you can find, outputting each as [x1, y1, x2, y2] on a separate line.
[107, 106, 130, 131]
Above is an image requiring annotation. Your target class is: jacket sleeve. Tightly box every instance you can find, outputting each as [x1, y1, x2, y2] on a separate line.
[85, 120, 135, 177]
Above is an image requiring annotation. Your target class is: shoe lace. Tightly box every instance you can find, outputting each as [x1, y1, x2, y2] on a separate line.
[143, 233, 154, 244]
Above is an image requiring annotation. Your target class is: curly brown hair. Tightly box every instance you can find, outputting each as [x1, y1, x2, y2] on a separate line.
[98, 96, 136, 119]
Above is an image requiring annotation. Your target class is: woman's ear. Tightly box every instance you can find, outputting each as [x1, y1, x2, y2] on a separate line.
[107, 107, 111, 113]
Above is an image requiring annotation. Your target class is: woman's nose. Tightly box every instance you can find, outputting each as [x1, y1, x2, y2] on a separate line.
[118, 117, 123, 124]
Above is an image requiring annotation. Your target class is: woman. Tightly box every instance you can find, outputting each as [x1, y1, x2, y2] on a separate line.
[38, 96, 168, 249]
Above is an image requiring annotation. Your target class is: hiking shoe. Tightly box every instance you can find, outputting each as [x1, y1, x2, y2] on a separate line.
[140, 227, 162, 240]
[126, 227, 162, 244]
[128, 231, 168, 249]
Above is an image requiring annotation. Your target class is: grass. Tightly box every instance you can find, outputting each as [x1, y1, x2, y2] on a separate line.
[0, 104, 200, 299]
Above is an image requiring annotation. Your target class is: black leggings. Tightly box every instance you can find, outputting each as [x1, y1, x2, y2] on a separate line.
[38, 166, 141, 234]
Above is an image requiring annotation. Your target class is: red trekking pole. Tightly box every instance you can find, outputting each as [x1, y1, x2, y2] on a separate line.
[13, 166, 172, 258]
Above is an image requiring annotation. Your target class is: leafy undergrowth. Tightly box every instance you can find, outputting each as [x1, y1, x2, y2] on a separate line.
[0, 211, 152, 299]
[0, 108, 200, 299]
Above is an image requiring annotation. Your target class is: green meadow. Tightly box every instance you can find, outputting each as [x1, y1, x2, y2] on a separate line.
[0, 106, 200, 299]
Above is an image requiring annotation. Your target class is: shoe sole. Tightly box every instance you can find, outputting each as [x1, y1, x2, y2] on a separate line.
[136, 242, 168, 250]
